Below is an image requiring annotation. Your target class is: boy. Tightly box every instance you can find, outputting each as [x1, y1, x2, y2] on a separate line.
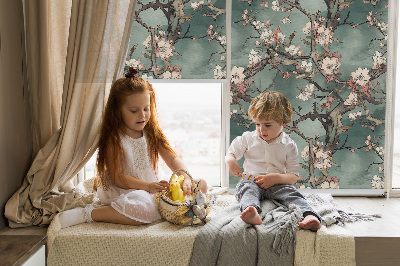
[225, 91, 321, 231]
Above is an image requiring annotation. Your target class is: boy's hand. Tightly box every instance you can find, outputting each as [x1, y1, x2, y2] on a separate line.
[227, 162, 243, 178]
[254, 174, 279, 189]
[225, 153, 242, 177]
[147, 180, 169, 193]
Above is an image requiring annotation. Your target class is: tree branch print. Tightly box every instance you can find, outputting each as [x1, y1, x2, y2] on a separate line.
[126, 0, 226, 79]
[231, 0, 387, 188]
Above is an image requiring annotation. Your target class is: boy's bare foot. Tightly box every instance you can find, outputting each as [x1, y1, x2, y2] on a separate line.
[240, 206, 262, 225]
[299, 214, 321, 232]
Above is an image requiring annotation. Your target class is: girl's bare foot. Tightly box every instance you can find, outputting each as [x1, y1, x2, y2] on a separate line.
[299, 214, 321, 232]
[240, 206, 262, 225]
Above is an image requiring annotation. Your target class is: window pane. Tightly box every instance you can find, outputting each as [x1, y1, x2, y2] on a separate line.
[394, 5, 400, 189]
[393, 92, 400, 188]
[393, 50, 400, 189]
[85, 150, 97, 180]
[154, 83, 222, 187]
[393, 128, 400, 189]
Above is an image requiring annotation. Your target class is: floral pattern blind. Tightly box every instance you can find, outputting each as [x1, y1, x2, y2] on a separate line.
[126, 0, 226, 79]
[230, 0, 388, 190]
[126, 0, 389, 190]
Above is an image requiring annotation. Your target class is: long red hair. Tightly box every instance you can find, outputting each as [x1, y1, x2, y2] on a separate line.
[96, 67, 176, 189]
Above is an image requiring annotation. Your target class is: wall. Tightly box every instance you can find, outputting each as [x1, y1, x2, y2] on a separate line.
[0, 0, 32, 228]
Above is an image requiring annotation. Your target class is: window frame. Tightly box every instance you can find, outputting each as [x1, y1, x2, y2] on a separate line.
[145, 79, 230, 187]
[77, 0, 400, 196]
[77, 79, 229, 188]
[387, 0, 400, 197]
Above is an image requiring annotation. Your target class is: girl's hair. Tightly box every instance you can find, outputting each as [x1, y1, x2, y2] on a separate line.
[96, 67, 176, 189]
[248, 91, 293, 125]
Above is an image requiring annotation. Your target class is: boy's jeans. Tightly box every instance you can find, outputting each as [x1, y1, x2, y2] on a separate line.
[236, 180, 321, 221]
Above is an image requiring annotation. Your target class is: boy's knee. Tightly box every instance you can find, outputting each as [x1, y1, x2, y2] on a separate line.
[236, 180, 258, 191]
[236, 180, 260, 200]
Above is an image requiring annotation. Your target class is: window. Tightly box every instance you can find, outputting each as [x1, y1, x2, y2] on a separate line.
[394, 47, 400, 189]
[392, 2, 400, 191]
[154, 82, 223, 187]
[84, 150, 97, 180]
[79, 82, 225, 188]
[393, 117, 400, 189]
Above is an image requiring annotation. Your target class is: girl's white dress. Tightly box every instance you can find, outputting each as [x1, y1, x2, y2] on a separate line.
[97, 134, 163, 223]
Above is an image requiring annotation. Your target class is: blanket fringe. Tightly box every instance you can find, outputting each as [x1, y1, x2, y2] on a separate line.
[272, 205, 303, 254]
[337, 210, 382, 224]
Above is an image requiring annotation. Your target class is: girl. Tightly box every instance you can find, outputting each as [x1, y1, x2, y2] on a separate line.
[59, 67, 207, 228]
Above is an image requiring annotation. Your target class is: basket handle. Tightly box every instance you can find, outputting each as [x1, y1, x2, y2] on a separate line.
[170, 169, 196, 195]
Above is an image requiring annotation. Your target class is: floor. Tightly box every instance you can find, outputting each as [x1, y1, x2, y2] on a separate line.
[333, 196, 400, 237]
[0, 225, 48, 236]
[334, 197, 400, 266]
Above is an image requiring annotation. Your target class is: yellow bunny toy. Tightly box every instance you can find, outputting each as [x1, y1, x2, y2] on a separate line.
[169, 174, 185, 203]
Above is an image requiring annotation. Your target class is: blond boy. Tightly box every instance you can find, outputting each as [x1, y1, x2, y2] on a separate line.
[225, 91, 321, 231]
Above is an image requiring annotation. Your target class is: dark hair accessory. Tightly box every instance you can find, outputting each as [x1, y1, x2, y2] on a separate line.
[125, 67, 139, 78]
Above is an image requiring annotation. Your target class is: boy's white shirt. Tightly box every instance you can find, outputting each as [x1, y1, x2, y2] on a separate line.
[227, 130, 299, 176]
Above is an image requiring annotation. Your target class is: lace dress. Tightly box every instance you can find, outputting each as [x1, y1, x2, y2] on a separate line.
[97, 134, 164, 223]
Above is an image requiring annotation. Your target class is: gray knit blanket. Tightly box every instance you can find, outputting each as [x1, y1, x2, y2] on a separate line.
[189, 193, 381, 266]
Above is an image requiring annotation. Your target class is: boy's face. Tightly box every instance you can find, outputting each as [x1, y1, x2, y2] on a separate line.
[253, 118, 284, 143]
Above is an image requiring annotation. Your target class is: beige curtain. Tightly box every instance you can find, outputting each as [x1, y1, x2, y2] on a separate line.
[24, 0, 71, 156]
[5, 0, 136, 228]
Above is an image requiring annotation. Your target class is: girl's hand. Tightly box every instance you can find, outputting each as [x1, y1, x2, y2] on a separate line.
[182, 178, 192, 196]
[146, 180, 169, 194]
[254, 174, 278, 189]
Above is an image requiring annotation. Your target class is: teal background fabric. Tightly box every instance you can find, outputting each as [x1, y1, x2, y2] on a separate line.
[126, 0, 226, 79]
[229, 0, 387, 189]
[127, 0, 388, 190]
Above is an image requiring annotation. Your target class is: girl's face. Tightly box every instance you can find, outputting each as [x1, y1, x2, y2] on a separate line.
[121, 92, 151, 138]
[253, 118, 284, 143]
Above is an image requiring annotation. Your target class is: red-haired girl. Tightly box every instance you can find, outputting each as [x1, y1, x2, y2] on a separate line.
[59, 67, 207, 227]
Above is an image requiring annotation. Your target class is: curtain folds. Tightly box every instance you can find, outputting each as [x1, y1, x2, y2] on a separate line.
[5, 0, 136, 228]
[23, 0, 71, 156]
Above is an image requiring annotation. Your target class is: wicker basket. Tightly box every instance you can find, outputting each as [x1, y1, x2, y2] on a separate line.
[155, 169, 210, 226]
